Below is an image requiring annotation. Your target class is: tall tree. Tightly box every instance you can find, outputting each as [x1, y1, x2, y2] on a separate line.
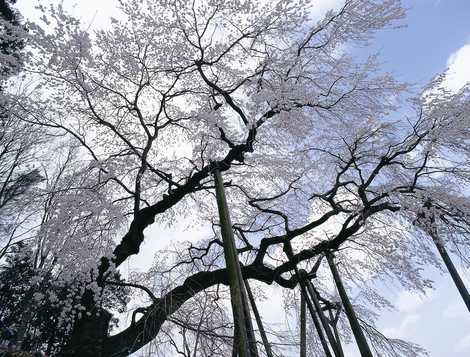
[0, 244, 129, 355]
[4, 0, 470, 356]
[0, 0, 23, 82]
[0, 0, 43, 258]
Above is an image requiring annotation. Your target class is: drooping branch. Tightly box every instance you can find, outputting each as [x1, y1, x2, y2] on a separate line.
[103, 196, 399, 356]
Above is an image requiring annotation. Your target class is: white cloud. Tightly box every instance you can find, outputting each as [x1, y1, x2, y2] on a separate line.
[443, 300, 470, 321]
[441, 42, 470, 92]
[257, 283, 286, 325]
[382, 291, 430, 339]
[382, 313, 421, 339]
[456, 332, 470, 352]
[308, 0, 345, 22]
[396, 291, 429, 313]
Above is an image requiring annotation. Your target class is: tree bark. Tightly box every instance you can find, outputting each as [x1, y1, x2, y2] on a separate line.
[61, 294, 111, 357]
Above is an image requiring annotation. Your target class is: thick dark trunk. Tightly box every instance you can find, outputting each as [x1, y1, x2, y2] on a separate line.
[60, 291, 111, 357]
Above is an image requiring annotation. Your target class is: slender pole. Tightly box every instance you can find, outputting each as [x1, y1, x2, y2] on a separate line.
[244, 279, 274, 357]
[284, 242, 333, 357]
[295, 275, 333, 357]
[300, 290, 307, 357]
[214, 167, 252, 357]
[328, 308, 345, 357]
[432, 234, 470, 312]
[304, 276, 342, 357]
[326, 252, 373, 357]
[301, 281, 333, 357]
[242, 291, 260, 357]
[232, 328, 238, 357]
[421, 207, 470, 313]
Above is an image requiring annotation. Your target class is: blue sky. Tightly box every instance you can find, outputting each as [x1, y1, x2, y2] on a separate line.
[15, 1, 470, 356]
[373, 0, 470, 85]
[349, 1, 470, 356]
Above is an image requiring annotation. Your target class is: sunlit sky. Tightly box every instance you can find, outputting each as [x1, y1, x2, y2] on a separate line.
[15, 0, 470, 356]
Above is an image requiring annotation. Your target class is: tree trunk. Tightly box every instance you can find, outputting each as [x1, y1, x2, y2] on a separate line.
[16, 307, 32, 350]
[232, 328, 239, 357]
[61, 302, 111, 357]
[326, 252, 373, 357]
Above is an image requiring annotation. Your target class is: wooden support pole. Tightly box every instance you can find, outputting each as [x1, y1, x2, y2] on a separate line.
[326, 251, 373, 357]
[420, 207, 470, 313]
[328, 308, 345, 357]
[432, 234, 470, 312]
[214, 167, 255, 357]
[300, 289, 307, 357]
[300, 280, 333, 357]
[244, 279, 274, 357]
[232, 328, 238, 357]
[303, 274, 342, 357]
[243, 291, 260, 357]
[284, 241, 333, 357]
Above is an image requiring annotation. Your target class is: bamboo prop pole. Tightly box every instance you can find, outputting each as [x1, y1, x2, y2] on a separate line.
[431, 233, 470, 312]
[326, 251, 373, 357]
[242, 292, 260, 357]
[300, 289, 307, 357]
[284, 242, 333, 357]
[244, 279, 274, 357]
[300, 280, 333, 357]
[418, 205, 470, 312]
[232, 328, 238, 357]
[214, 167, 256, 357]
[302, 273, 342, 357]
[328, 307, 345, 357]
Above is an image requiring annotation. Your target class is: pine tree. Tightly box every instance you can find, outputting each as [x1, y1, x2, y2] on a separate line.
[0, 0, 24, 82]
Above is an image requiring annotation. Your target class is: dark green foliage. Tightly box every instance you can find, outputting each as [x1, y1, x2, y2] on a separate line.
[0, 245, 69, 355]
[0, 1, 43, 259]
[0, 169, 42, 210]
[0, 0, 24, 81]
[0, 245, 130, 355]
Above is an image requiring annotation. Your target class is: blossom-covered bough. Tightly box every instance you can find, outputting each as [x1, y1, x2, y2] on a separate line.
[6, 0, 470, 356]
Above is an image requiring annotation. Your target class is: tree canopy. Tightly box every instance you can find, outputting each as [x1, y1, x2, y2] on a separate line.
[1, 0, 470, 356]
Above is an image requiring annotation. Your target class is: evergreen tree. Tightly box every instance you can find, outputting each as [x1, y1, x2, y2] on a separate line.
[0, 0, 24, 82]
[0, 0, 42, 258]
[0, 245, 129, 355]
